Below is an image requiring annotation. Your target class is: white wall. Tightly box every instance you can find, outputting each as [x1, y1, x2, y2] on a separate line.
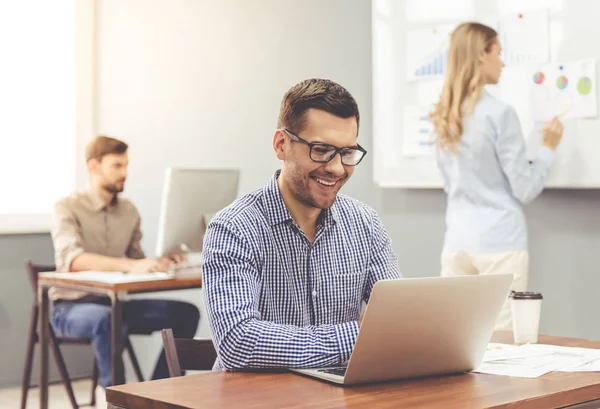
[92, 0, 600, 383]
[96, 0, 380, 246]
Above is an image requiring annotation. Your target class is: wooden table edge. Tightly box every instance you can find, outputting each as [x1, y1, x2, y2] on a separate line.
[38, 275, 202, 293]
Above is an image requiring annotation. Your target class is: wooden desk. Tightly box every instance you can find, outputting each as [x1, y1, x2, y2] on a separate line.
[37, 273, 202, 409]
[106, 333, 600, 409]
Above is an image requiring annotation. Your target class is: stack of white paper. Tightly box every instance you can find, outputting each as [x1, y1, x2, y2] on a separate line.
[525, 344, 600, 372]
[475, 343, 600, 378]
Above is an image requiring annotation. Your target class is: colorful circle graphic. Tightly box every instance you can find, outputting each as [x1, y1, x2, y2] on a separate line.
[533, 72, 545, 85]
[577, 77, 592, 95]
[556, 76, 569, 90]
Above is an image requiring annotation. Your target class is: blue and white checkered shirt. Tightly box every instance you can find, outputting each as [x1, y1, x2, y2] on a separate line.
[202, 171, 401, 371]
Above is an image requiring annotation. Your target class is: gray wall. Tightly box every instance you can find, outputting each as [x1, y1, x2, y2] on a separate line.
[0, 234, 94, 387]
[2, 0, 599, 388]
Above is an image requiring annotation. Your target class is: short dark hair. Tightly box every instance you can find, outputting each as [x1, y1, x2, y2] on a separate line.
[277, 78, 360, 135]
[85, 136, 128, 162]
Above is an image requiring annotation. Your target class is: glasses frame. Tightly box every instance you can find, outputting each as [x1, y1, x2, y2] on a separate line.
[282, 129, 367, 166]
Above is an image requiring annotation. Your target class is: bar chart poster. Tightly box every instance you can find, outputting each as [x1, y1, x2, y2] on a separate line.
[499, 9, 550, 66]
[406, 25, 454, 81]
[402, 106, 435, 157]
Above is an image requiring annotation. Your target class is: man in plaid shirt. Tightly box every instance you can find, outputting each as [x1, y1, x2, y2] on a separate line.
[202, 78, 402, 370]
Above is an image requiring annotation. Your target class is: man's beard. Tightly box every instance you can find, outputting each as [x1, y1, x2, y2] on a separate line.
[289, 169, 346, 210]
[102, 181, 125, 194]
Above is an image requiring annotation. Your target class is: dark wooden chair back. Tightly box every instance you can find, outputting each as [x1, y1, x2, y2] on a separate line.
[21, 260, 144, 409]
[161, 329, 217, 377]
[25, 260, 56, 300]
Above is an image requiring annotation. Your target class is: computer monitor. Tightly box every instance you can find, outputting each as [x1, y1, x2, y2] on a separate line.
[155, 167, 240, 257]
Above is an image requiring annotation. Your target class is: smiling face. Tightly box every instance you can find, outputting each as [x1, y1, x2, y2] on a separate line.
[274, 108, 358, 210]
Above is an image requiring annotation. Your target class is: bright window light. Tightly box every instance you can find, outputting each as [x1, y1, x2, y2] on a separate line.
[0, 1, 75, 232]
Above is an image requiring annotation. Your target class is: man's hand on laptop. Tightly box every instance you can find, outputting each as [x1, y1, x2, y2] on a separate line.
[128, 258, 171, 273]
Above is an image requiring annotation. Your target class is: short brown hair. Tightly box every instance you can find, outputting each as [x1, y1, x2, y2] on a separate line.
[85, 136, 128, 162]
[277, 78, 360, 135]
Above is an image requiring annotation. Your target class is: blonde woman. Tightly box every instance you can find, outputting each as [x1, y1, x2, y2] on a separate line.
[430, 22, 564, 330]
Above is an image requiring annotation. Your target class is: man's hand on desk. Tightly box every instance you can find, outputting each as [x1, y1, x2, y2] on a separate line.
[128, 258, 171, 274]
[166, 254, 188, 264]
[127, 254, 189, 273]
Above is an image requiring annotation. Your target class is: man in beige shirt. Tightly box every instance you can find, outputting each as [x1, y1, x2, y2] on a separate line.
[51, 136, 200, 390]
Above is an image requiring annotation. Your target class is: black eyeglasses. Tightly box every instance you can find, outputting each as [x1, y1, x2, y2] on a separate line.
[282, 129, 367, 166]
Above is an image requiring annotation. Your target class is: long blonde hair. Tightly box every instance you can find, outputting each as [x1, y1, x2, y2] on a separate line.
[430, 22, 498, 150]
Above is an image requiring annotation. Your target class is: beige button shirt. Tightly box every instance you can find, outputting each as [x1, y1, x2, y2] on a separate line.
[50, 189, 145, 300]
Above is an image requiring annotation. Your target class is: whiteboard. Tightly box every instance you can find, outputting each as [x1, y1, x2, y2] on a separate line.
[372, 0, 600, 188]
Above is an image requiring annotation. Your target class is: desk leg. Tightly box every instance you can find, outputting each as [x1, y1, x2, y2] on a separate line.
[38, 285, 49, 409]
[110, 292, 125, 386]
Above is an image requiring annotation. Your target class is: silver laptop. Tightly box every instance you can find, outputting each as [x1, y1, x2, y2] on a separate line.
[290, 274, 512, 385]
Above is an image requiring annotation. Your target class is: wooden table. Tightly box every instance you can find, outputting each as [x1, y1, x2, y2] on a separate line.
[37, 273, 203, 409]
[106, 333, 600, 409]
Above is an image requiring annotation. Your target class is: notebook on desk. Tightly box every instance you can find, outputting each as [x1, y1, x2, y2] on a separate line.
[40, 271, 176, 284]
[290, 274, 512, 385]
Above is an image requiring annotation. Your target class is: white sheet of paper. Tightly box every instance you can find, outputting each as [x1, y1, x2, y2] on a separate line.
[402, 106, 435, 157]
[520, 344, 600, 371]
[476, 343, 600, 378]
[497, 59, 597, 123]
[482, 342, 550, 362]
[415, 77, 444, 107]
[475, 357, 557, 378]
[559, 358, 600, 372]
[40, 271, 175, 284]
[406, 25, 454, 81]
[499, 9, 550, 66]
[530, 59, 597, 120]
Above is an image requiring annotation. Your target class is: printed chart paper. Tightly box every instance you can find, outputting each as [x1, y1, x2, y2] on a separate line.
[402, 106, 435, 157]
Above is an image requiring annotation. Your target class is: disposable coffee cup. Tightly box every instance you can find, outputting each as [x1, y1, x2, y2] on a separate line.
[510, 291, 543, 344]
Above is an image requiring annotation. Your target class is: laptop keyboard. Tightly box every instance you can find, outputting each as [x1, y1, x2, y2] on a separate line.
[317, 367, 347, 377]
